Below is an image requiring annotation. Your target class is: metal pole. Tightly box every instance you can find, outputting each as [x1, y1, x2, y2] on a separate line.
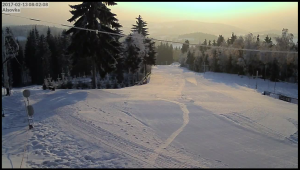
[264, 65, 266, 81]
[2, 30, 9, 93]
[274, 80, 276, 93]
[256, 70, 258, 89]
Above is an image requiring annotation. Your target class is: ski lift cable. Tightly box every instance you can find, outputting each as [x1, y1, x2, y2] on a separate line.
[2, 13, 298, 54]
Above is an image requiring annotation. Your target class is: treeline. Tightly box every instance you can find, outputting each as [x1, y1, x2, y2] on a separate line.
[6, 2, 157, 88]
[7, 27, 71, 87]
[156, 42, 174, 65]
[179, 29, 298, 82]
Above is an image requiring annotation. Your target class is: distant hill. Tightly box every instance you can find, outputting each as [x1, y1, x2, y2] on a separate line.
[177, 32, 218, 44]
[252, 30, 298, 43]
[2, 25, 65, 49]
[148, 20, 248, 38]
[2, 25, 65, 40]
[119, 20, 249, 41]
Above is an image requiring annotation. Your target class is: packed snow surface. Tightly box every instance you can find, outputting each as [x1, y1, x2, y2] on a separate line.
[2, 65, 298, 168]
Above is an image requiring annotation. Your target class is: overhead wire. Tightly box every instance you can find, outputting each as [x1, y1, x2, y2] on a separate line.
[2, 13, 298, 54]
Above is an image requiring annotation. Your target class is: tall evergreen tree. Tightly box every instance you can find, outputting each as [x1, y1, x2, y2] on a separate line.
[264, 35, 273, 47]
[212, 40, 217, 46]
[200, 39, 207, 52]
[169, 44, 173, 64]
[36, 34, 51, 84]
[58, 30, 72, 75]
[181, 40, 189, 54]
[229, 32, 237, 44]
[24, 28, 38, 84]
[143, 40, 156, 75]
[46, 27, 58, 79]
[186, 50, 195, 70]
[11, 40, 24, 87]
[123, 35, 141, 83]
[131, 15, 149, 37]
[217, 35, 224, 46]
[226, 38, 230, 45]
[66, 2, 123, 89]
[270, 57, 280, 81]
[226, 55, 232, 73]
[131, 15, 156, 74]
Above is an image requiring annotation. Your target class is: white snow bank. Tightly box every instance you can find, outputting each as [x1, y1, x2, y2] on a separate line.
[2, 65, 298, 168]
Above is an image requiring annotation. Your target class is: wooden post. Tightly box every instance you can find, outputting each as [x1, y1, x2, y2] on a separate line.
[202, 61, 208, 74]
[256, 71, 258, 89]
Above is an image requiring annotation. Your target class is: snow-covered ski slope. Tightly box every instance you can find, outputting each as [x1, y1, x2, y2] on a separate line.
[2, 65, 298, 168]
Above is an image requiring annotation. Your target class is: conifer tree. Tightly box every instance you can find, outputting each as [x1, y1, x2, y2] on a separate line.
[181, 40, 189, 54]
[11, 40, 24, 87]
[264, 35, 273, 47]
[123, 34, 141, 83]
[212, 40, 217, 46]
[229, 32, 237, 44]
[186, 50, 195, 70]
[46, 27, 58, 79]
[66, 2, 123, 88]
[25, 28, 38, 84]
[36, 34, 51, 84]
[217, 35, 224, 46]
[131, 15, 149, 37]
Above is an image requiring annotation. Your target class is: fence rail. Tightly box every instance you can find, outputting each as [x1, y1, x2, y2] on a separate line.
[136, 71, 151, 85]
[263, 91, 298, 104]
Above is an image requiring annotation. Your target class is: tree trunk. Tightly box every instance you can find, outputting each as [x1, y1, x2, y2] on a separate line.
[144, 63, 147, 77]
[92, 62, 97, 89]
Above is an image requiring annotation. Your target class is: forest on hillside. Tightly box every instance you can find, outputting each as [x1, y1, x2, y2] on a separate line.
[176, 31, 298, 82]
[2, 2, 298, 90]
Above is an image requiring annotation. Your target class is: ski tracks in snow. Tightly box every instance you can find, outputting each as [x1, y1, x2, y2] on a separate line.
[148, 98, 190, 166]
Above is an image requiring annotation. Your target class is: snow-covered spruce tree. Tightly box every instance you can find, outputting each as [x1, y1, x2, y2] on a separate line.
[123, 33, 141, 85]
[272, 29, 296, 81]
[193, 49, 203, 72]
[66, 2, 123, 89]
[181, 40, 189, 54]
[232, 36, 245, 75]
[36, 34, 52, 85]
[114, 27, 125, 84]
[217, 42, 229, 72]
[242, 33, 260, 76]
[11, 40, 24, 87]
[199, 39, 208, 56]
[24, 28, 38, 84]
[144, 39, 156, 75]
[130, 32, 147, 82]
[229, 32, 237, 45]
[58, 30, 72, 76]
[131, 15, 149, 37]
[259, 35, 273, 80]
[186, 50, 195, 70]
[207, 47, 219, 72]
[131, 15, 156, 77]
[216, 35, 225, 46]
[46, 27, 58, 80]
[212, 40, 217, 46]
[179, 40, 190, 67]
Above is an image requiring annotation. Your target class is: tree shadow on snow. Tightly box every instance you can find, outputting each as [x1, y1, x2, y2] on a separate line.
[2, 89, 88, 136]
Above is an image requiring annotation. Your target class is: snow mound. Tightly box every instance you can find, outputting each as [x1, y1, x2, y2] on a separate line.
[170, 62, 180, 66]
